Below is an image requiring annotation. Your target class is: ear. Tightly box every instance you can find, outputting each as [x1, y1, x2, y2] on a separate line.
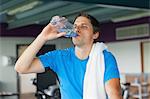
[93, 32, 99, 39]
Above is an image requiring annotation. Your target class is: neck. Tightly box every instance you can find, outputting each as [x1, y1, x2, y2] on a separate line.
[75, 43, 93, 60]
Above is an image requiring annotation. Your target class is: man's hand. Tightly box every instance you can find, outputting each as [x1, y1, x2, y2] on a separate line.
[105, 78, 123, 99]
[40, 23, 66, 41]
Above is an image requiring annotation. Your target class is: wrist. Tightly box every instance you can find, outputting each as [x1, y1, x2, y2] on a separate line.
[37, 33, 48, 43]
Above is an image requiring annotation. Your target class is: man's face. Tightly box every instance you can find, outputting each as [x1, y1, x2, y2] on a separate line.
[72, 16, 95, 47]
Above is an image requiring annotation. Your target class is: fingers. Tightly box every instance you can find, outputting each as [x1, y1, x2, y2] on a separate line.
[57, 32, 66, 38]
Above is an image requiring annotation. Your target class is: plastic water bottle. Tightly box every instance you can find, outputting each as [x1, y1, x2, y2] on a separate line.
[50, 16, 78, 37]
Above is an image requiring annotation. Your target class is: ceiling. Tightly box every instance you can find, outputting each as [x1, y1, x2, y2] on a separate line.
[0, 0, 150, 29]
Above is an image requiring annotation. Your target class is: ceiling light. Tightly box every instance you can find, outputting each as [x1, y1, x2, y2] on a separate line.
[7, 1, 42, 15]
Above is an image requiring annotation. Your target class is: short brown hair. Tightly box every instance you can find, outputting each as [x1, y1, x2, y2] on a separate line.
[74, 12, 100, 42]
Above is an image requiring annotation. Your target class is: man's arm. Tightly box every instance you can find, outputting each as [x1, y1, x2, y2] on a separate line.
[15, 23, 66, 74]
[105, 78, 123, 99]
[15, 34, 46, 74]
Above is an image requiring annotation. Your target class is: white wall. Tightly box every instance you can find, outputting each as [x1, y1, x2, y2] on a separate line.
[107, 40, 142, 74]
[0, 37, 73, 95]
[143, 41, 150, 73]
[19, 73, 36, 93]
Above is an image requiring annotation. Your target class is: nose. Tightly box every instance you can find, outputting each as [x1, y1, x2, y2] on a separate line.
[74, 29, 80, 35]
[74, 26, 80, 33]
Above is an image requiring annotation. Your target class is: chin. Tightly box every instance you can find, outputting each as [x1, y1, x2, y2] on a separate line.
[72, 40, 79, 46]
[72, 41, 78, 46]
[72, 37, 83, 45]
[73, 41, 84, 47]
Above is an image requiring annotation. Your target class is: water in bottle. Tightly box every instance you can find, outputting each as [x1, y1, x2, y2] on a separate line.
[50, 16, 78, 37]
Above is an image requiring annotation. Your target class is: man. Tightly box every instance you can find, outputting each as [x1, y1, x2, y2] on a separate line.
[15, 12, 122, 99]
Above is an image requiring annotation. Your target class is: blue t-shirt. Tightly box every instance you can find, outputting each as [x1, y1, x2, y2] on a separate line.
[38, 47, 120, 99]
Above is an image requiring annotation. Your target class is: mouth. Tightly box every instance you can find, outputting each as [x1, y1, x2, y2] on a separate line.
[72, 31, 80, 38]
[74, 34, 80, 38]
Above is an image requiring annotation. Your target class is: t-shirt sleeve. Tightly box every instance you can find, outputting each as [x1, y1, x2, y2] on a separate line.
[103, 50, 120, 83]
[38, 50, 58, 73]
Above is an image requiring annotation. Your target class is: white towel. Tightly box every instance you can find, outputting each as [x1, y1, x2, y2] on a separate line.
[83, 42, 107, 99]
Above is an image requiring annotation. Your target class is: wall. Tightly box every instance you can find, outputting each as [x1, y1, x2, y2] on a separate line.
[107, 40, 142, 74]
[106, 39, 150, 83]
[0, 37, 73, 99]
[143, 41, 150, 73]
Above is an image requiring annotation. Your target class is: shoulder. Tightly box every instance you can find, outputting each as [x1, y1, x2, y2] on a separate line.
[103, 50, 120, 83]
[58, 47, 74, 55]
[46, 47, 74, 56]
[103, 50, 116, 61]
